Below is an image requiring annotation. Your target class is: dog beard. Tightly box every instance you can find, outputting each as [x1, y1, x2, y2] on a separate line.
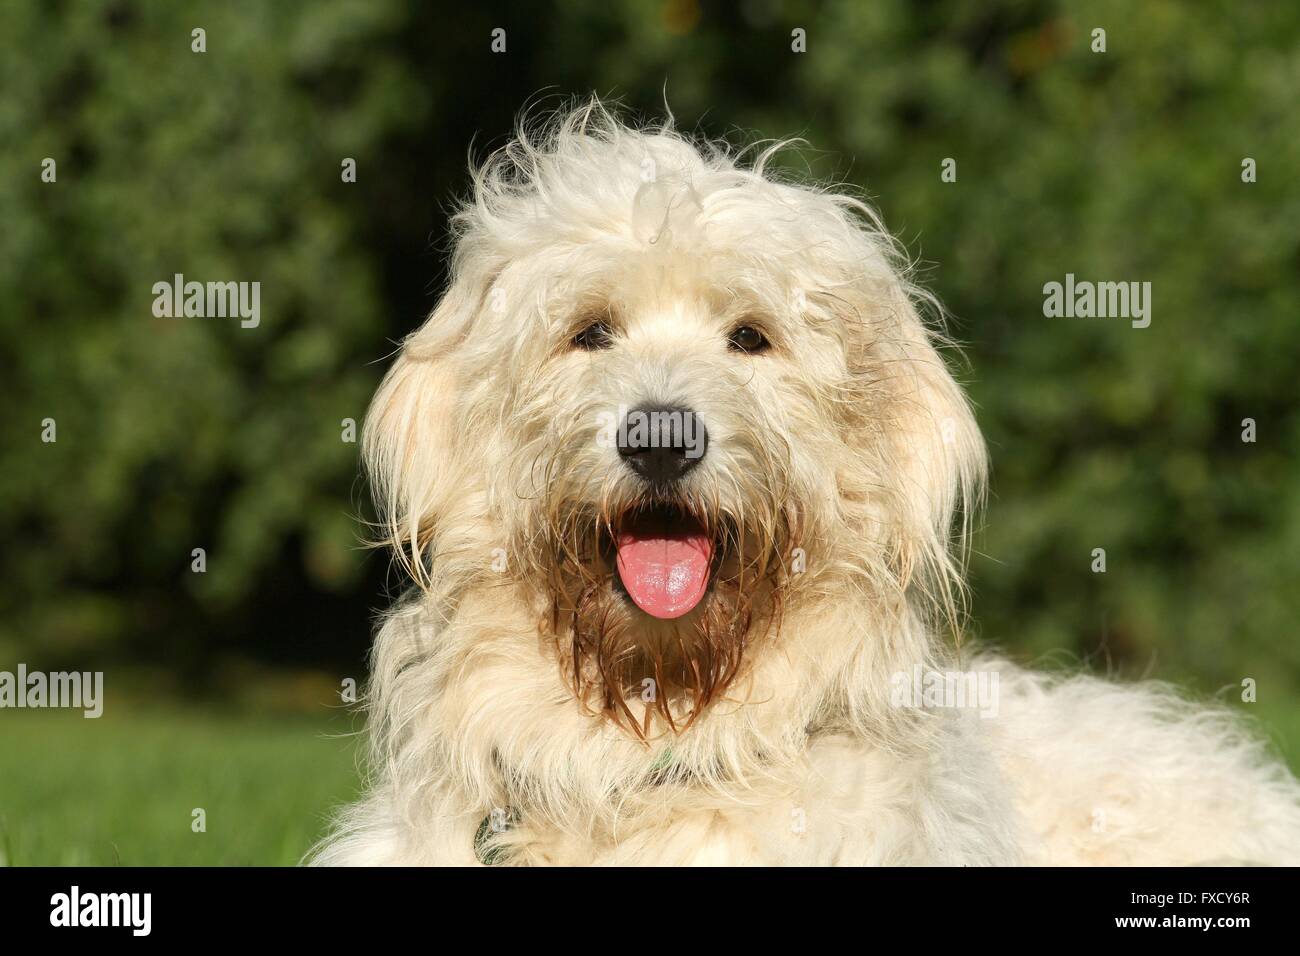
[537, 497, 798, 738]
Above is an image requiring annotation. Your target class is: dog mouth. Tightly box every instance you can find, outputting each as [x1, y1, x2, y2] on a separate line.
[611, 503, 713, 620]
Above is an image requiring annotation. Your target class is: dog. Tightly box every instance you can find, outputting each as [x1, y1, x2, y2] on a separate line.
[313, 102, 1300, 865]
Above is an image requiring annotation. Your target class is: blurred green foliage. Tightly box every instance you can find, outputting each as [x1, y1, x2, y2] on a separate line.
[3, 1, 1298, 722]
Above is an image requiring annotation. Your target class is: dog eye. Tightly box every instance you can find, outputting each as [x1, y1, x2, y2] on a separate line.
[573, 321, 614, 351]
[728, 325, 770, 354]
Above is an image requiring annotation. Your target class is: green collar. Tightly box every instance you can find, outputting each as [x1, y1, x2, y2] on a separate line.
[474, 748, 676, 863]
[474, 811, 512, 866]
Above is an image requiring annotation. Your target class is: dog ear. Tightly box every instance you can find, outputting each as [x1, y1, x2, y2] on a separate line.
[363, 276, 487, 586]
[882, 288, 986, 549]
[833, 261, 987, 625]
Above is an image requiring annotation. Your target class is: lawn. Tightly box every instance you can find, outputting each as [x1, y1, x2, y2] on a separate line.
[0, 707, 363, 866]
[3, 695, 1297, 866]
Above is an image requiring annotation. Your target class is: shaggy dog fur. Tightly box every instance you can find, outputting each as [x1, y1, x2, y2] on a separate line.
[313, 103, 1300, 866]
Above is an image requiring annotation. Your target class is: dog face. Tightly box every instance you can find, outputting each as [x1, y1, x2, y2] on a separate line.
[500, 249, 843, 730]
[365, 106, 985, 733]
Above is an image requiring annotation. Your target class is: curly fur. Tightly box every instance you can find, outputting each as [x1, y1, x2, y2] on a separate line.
[311, 101, 1300, 866]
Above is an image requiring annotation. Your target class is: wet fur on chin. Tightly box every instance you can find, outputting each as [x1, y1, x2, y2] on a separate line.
[311, 100, 1300, 866]
[549, 501, 795, 735]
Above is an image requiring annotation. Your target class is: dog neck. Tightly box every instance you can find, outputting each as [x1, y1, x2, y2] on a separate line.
[367, 579, 942, 859]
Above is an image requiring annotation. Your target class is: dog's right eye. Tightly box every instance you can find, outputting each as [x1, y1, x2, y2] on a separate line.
[573, 321, 614, 351]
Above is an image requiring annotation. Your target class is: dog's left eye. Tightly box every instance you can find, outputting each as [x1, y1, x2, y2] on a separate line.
[573, 321, 614, 351]
[728, 325, 770, 354]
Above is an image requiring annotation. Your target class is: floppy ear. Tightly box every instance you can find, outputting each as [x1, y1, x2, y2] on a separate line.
[878, 286, 986, 550]
[880, 287, 986, 624]
[830, 246, 987, 624]
[363, 278, 485, 586]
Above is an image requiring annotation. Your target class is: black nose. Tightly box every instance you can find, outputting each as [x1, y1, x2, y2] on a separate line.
[617, 404, 708, 484]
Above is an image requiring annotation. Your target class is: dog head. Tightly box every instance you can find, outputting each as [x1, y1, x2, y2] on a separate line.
[364, 103, 985, 735]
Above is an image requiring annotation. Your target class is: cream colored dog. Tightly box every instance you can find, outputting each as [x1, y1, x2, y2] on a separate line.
[314, 103, 1300, 866]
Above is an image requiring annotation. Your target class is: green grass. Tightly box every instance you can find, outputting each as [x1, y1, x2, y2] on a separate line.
[0, 707, 363, 866]
[1249, 697, 1300, 776]
[2, 696, 1296, 867]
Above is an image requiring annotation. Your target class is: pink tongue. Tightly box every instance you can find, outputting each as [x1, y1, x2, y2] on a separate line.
[615, 519, 712, 620]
